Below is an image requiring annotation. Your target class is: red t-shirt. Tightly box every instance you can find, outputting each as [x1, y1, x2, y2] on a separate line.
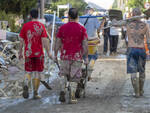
[57, 22, 88, 61]
[19, 21, 48, 58]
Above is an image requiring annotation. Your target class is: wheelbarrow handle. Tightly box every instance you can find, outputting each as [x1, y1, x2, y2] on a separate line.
[85, 64, 88, 77]
[55, 60, 60, 70]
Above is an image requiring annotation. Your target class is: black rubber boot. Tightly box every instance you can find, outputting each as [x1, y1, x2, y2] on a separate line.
[22, 85, 29, 99]
[75, 83, 81, 98]
[59, 91, 66, 102]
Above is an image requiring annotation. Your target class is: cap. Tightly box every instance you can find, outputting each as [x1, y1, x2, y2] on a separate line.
[85, 5, 94, 10]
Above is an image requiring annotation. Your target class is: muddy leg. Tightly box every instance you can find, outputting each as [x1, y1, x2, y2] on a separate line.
[22, 72, 32, 99]
[88, 59, 95, 81]
[32, 72, 41, 99]
[59, 76, 67, 103]
[75, 79, 85, 98]
[75, 82, 81, 98]
[69, 82, 77, 104]
[139, 72, 145, 96]
[131, 73, 140, 98]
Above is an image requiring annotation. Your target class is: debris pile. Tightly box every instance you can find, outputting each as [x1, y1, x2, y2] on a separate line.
[0, 39, 57, 98]
[0, 38, 23, 98]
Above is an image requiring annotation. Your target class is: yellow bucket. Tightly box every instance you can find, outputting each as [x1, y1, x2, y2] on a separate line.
[88, 39, 100, 45]
[88, 45, 97, 55]
[88, 39, 99, 55]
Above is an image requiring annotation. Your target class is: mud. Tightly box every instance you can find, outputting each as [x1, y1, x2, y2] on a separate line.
[1, 38, 150, 113]
[0, 60, 127, 113]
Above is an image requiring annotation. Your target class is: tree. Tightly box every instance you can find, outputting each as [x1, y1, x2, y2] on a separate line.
[0, 11, 20, 32]
[0, 0, 37, 22]
[49, 0, 87, 16]
[0, 0, 87, 20]
[127, 0, 148, 11]
[112, 0, 118, 9]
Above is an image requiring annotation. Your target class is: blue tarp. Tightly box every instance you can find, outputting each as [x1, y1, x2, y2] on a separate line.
[62, 15, 108, 19]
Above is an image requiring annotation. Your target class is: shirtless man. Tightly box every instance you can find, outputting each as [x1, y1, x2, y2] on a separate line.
[112, 8, 150, 97]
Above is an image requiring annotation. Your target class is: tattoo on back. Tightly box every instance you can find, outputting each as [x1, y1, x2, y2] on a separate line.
[128, 21, 146, 30]
[130, 33, 144, 45]
[128, 21, 146, 45]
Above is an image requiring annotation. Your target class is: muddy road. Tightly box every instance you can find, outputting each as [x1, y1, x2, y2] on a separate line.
[1, 54, 150, 113]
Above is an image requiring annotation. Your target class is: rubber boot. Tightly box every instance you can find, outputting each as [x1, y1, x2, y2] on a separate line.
[59, 91, 66, 102]
[69, 82, 77, 104]
[139, 73, 145, 96]
[89, 59, 95, 70]
[22, 74, 31, 99]
[88, 59, 95, 81]
[32, 78, 41, 99]
[131, 75, 140, 98]
[75, 82, 81, 98]
[59, 76, 67, 103]
[23, 85, 29, 99]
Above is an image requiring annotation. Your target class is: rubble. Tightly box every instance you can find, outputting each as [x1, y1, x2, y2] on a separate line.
[0, 37, 22, 98]
[0, 39, 56, 98]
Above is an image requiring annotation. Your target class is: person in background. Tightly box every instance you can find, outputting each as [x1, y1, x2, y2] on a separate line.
[109, 23, 120, 56]
[19, 9, 52, 99]
[79, 6, 104, 79]
[103, 17, 110, 55]
[62, 10, 69, 23]
[112, 8, 150, 97]
[144, 18, 150, 60]
[6, 25, 11, 32]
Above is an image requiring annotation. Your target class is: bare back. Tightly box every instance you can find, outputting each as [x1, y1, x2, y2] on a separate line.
[126, 20, 149, 48]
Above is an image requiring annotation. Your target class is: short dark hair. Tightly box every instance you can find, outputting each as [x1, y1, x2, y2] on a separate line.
[68, 8, 78, 19]
[132, 8, 141, 16]
[30, 9, 38, 19]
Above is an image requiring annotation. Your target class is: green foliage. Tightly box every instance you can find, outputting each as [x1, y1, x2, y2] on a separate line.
[127, 0, 150, 12]
[0, 0, 37, 31]
[128, 0, 144, 9]
[0, 11, 20, 32]
[0, 0, 87, 17]
[0, 0, 37, 15]
[0, 0, 87, 31]
[50, 0, 87, 16]
[112, 0, 118, 9]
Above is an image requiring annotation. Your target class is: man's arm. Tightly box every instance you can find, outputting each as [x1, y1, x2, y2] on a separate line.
[19, 38, 24, 59]
[54, 38, 62, 59]
[82, 38, 88, 63]
[42, 38, 52, 58]
[111, 19, 127, 27]
[97, 19, 105, 32]
[97, 19, 105, 38]
[146, 24, 150, 50]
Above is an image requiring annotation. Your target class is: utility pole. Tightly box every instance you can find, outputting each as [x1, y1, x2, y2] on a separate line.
[40, 0, 45, 19]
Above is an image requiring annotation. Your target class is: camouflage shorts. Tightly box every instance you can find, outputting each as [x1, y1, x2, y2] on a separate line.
[59, 60, 82, 82]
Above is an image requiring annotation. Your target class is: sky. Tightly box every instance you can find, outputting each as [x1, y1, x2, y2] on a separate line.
[85, 0, 115, 9]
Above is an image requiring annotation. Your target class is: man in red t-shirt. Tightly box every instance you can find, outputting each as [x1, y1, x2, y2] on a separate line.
[19, 9, 52, 99]
[54, 8, 88, 103]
